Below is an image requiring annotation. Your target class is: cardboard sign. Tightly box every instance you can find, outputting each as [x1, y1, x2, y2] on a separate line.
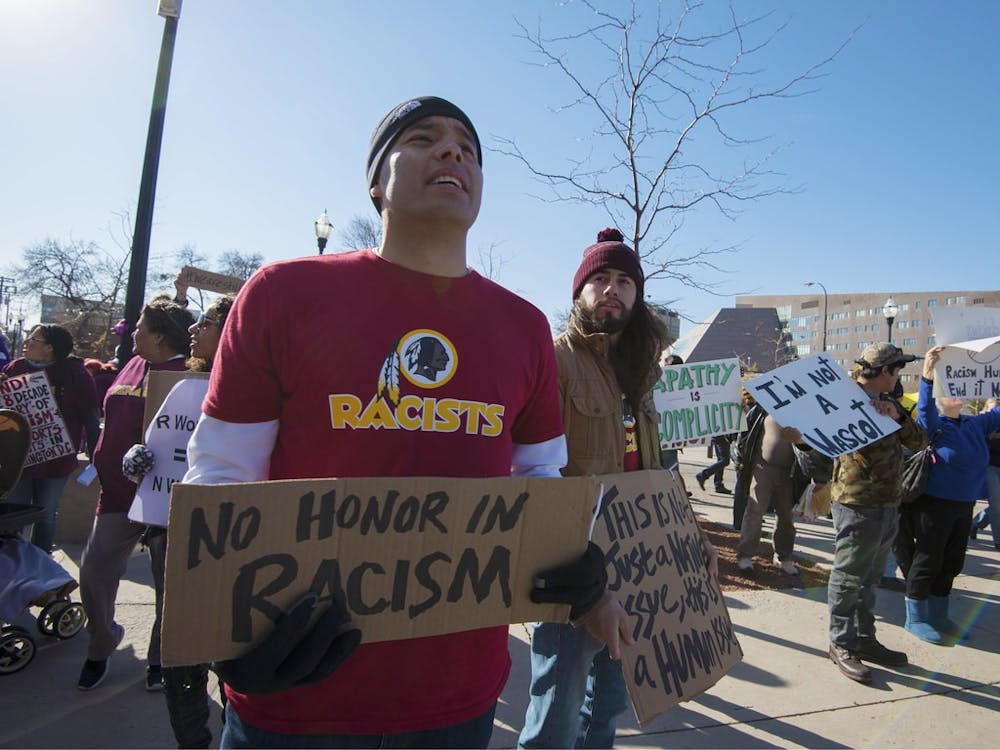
[129, 378, 210, 527]
[929, 307, 1000, 399]
[143, 370, 210, 433]
[652, 357, 743, 448]
[592, 470, 742, 726]
[744, 354, 901, 458]
[161, 475, 595, 666]
[0, 372, 76, 468]
[177, 265, 244, 296]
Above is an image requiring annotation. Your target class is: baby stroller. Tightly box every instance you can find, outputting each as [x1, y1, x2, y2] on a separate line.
[0, 408, 86, 675]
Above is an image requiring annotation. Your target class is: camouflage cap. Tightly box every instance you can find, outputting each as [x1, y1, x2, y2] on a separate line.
[856, 342, 918, 369]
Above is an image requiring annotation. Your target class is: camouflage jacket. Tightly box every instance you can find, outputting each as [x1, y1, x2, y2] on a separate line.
[830, 400, 927, 507]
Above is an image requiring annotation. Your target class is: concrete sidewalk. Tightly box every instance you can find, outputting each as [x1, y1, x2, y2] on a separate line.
[2, 455, 998, 749]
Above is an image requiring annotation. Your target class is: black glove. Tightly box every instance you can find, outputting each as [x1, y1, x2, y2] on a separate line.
[213, 592, 361, 695]
[530, 541, 608, 621]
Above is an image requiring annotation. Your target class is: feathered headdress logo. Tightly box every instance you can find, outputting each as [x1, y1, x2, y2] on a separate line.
[376, 339, 401, 408]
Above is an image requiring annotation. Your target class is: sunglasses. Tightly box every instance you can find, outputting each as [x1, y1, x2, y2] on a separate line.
[194, 313, 220, 330]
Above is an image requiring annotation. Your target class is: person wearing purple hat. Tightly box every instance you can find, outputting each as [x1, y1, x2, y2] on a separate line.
[520, 229, 718, 749]
[182, 97, 624, 748]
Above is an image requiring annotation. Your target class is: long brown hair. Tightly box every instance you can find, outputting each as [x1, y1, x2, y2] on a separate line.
[567, 297, 668, 410]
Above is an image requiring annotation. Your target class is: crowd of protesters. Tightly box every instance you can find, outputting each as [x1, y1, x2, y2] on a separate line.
[2, 93, 997, 749]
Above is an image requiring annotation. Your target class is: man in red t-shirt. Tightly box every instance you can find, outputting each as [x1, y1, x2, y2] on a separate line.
[183, 97, 625, 748]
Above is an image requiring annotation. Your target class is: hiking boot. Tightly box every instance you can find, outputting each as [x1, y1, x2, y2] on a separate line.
[856, 639, 908, 666]
[829, 644, 871, 683]
[145, 665, 164, 692]
[78, 657, 112, 691]
[715, 485, 732, 495]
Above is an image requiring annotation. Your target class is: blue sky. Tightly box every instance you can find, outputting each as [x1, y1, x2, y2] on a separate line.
[2, 1, 998, 334]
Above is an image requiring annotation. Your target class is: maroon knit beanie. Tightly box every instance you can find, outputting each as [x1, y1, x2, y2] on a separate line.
[571, 228, 644, 299]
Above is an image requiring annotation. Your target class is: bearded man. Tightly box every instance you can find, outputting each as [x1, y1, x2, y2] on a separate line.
[519, 228, 717, 748]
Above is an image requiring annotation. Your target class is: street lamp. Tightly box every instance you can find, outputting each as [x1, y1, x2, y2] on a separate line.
[315, 210, 333, 255]
[119, 0, 183, 365]
[804, 281, 828, 352]
[883, 296, 899, 344]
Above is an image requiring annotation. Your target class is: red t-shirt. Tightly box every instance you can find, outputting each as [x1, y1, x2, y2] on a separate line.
[622, 395, 640, 472]
[203, 249, 563, 735]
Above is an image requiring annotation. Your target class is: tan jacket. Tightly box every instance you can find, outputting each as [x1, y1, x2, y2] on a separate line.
[554, 330, 662, 477]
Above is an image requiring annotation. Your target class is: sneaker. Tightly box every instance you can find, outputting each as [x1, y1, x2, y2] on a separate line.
[715, 485, 732, 495]
[829, 644, 872, 684]
[877, 576, 906, 593]
[856, 639, 908, 666]
[737, 557, 755, 573]
[695, 474, 706, 492]
[78, 657, 111, 691]
[779, 558, 799, 575]
[145, 665, 164, 692]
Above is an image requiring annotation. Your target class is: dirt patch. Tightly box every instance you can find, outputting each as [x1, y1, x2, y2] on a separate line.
[699, 518, 830, 592]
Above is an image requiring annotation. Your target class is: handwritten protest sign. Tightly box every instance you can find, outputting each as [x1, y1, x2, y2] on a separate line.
[0, 372, 76, 468]
[930, 306, 1000, 399]
[744, 354, 900, 458]
[177, 265, 244, 296]
[129, 374, 210, 528]
[592, 470, 741, 726]
[161, 475, 595, 666]
[652, 357, 743, 448]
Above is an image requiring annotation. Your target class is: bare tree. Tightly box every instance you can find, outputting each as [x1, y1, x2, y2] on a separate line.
[474, 241, 513, 281]
[339, 214, 383, 250]
[218, 250, 264, 281]
[496, 1, 853, 295]
[9, 237, 128, 359]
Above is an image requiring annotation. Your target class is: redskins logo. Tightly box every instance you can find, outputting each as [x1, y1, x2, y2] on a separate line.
[398, 329, 457, 388]
[327, 328, 504, 437]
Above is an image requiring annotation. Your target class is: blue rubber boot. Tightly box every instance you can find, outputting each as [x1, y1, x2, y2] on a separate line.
[904, 597, 946, 644]
[929, 595, 967, 640]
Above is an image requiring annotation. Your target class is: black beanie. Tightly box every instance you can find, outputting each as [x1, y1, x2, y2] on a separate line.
[571, 228, 644, 300]
[366, 96, 482, 208]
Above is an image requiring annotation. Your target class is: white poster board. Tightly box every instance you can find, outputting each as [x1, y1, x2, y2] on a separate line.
[929, 307, 1000, 399]
[129, 378, 209, 527]
[652, 357, 743, 448]
[744, 353, 900, 458]
[0, 372, 76, 468]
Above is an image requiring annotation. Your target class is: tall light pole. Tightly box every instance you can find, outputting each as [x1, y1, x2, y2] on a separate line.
[119, 0, 182, 364]
[315, 210, 333, 255]
[804, 281, 828, 352]
[883, 296, 899, 344]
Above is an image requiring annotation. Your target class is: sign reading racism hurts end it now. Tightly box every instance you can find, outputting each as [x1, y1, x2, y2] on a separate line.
[929, 306, 1000, 400]
[0, 372, 76, 468]
[652, 357, 743, 448]
[592, 470, 742, 726]
[161, 475, 596, 666]
[744, 354, 901, 458]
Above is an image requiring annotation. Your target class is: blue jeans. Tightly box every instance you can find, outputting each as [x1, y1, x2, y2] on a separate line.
[221, 702, 496, 749]
[519, 622, 628, 749]
[698, 437, 731, 488]
[7, 475, 70, 553]
[973, 466, 1000, 547]
[828, 502, 898, 650]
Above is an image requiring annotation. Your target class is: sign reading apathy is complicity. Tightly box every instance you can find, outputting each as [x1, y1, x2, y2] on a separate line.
[744, 354, 901, 458]
[652, 357, 743, 448]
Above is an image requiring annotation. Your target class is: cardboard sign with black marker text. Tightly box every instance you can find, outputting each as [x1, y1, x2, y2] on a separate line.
[591, 470, 743, 726]
[744, 354, 901, 458]
[160, 475, 595, 666]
